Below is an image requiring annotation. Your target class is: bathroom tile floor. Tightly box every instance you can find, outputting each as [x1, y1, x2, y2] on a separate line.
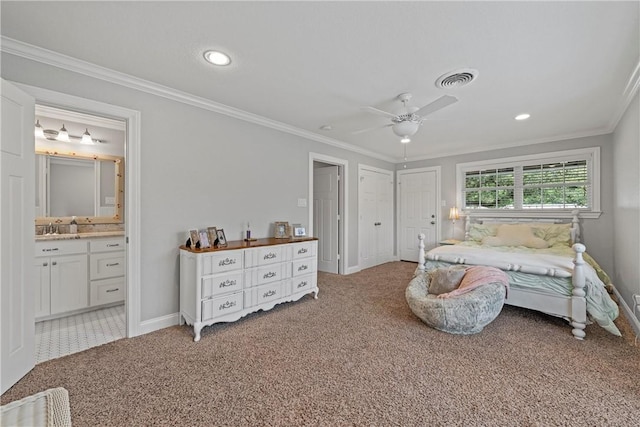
[35, 304, 126, 364]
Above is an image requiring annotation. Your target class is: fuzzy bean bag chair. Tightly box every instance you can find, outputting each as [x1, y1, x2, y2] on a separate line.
[406, 266, 508, 335]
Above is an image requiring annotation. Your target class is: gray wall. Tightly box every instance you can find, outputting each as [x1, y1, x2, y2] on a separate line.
[397, 134, 616, 277]
[1, 53, 394, 322]
[613, 92, 640, 322]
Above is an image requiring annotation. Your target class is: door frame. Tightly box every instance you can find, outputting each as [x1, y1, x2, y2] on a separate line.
[14, 82, 142, 338]
[308, 153, 347, 275]
[396, 166, 442, 262]
[358, 164, 395, 270]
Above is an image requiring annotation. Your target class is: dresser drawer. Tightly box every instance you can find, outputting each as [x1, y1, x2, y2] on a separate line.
[292, 241, 317, 259]
[292, 259, 317, 277]
[201, 292, 243, 321]
[90, 238, 125, 253]
[244, 281, 285, 308]
[201, 251, 243, 275]
[35, 239, 87, 257]
[244, 263, 291, 288]
[202, 271, 243, 299]
[245, 245, 290, 268]
[290, 274, 317, 295]
[90, 277, 125, 306]
[90, 252, 125, 280]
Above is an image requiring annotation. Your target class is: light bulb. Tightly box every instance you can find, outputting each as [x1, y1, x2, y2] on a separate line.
[57, 124, 69, 142]
[400, 136, 411, 144]
[34, 120, 44, 138]
[82, 128, 93, 144]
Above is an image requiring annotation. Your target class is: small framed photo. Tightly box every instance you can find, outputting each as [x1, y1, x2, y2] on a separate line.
[207, 227, 218, 247]
[274, 221, 289, 239]
[292, 224, 306, 237]
[199, 229, 210, 248]
[188, 229, 199, 248]
[216, 228, 228, 246]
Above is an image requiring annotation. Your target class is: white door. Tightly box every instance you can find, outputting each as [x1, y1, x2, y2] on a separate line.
[398, 169, 439, 261]
[313, 165, 339, 274]
[359, 167, 393, 270]
[1, 79, 36, 394]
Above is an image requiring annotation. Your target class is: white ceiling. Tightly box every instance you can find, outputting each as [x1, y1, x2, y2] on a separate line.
[2, 1, 638, 161]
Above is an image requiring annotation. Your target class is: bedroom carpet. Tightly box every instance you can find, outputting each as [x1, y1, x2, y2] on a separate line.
[2, 261, 639, 426]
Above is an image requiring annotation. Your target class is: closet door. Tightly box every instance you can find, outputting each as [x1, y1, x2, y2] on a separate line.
[358, 166, 393, 270]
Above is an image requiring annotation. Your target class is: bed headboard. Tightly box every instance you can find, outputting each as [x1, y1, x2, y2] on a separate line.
[463, 209, 581, 244]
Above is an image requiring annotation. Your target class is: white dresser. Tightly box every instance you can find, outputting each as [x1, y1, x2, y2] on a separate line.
[179, 237, 318, 341]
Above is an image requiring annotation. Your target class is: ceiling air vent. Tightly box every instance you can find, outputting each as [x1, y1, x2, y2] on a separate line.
[435, 68, 478, 89]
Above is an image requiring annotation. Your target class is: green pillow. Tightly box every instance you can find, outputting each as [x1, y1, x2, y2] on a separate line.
[428, 266, 467, 295]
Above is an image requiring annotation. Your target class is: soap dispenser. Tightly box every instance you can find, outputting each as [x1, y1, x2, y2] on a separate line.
[69, 216, 78, 234]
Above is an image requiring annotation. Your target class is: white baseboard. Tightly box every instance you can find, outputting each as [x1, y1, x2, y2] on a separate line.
[612, 287, 640, 338]
[345, 265, 361, 275]
[137, 312, 180, 336]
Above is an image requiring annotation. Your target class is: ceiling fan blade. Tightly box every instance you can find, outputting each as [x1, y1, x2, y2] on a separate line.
[415, 95, 458, 117]
[351, 123, 393, 135]
[362, 106, 398, 119]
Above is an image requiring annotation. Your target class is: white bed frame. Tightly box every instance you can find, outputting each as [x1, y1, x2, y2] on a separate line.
[418, 210, 589, 340]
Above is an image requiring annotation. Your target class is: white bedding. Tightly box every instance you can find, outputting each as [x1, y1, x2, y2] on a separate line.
[424, 243, 621, 336]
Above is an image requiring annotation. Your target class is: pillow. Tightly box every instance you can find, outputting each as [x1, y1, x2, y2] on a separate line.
[481, 224, 549, 249]
[467, 223, 498, 242]
[428, 266, 467, 295]
[531, 223, 573, 247]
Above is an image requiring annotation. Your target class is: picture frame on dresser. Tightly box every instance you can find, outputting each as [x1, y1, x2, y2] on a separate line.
[207, 227, 218, 247]
[198, 229, 211, 248]
[292, 224, 306, 237]
[274, 221, 289, 239]
[188, 229, 199, 249]
[216, 228, 228, 246]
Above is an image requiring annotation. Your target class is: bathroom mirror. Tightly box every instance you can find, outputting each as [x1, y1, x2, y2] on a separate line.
[35, 150, 124, 225]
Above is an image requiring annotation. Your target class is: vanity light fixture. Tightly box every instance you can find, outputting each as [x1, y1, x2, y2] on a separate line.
[34, 120, 45, 138]
[81, 128, 92, 144]
[515, 113, 531, 121]
[56, 124, 70, 142]
[203, 50, 231, 66]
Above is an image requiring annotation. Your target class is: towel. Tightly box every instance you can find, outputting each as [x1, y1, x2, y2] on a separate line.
[437, 266, 509, 299]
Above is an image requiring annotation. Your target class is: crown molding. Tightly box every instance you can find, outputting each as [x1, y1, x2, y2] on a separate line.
[1, 36, 395, 163]
[609, 59, 640, 130]
[36, 104, 126, 131]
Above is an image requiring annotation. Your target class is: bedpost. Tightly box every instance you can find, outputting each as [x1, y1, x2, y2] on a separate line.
[417, 233, 426, 271]
[464, 213, 471, 241]
[570, 243, 587, 340]
[571, 209, 581, 243]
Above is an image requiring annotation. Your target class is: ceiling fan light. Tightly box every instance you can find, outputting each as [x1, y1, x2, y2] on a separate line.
[34, 120, 44, 138]
[81, 128, 93, 144]
[400, 136, 411, 144]
[392, 121, 419, 137]
[56, 124, 69, 142]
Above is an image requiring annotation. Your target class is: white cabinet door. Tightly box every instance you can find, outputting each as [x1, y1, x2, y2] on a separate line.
[398, 168, 439, 261]
[34, 259, 52, 318]
[50, 254, 88, 315]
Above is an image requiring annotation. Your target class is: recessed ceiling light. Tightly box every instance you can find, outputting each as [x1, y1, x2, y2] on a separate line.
[515, 113, 531, 121]
[203, 50, 231, 66]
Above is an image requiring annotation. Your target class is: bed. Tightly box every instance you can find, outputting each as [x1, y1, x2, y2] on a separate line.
[416, 211, 620, 340]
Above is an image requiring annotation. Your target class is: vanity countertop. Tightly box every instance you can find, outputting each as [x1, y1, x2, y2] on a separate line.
[35, 231, 124, 241]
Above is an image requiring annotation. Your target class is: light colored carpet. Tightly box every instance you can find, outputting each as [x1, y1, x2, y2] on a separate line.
[2, 261, 639, 426]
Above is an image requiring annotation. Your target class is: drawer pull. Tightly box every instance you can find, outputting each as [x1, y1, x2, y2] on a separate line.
[218, 258, 236, 267]
[263, 290, 276, 298]
[106, 263, 120, 267]
[297, 281, 308, 288]
[219, 300, 236, 310]
[298, 248, 308, 254]
[263, 271, 276, 279]
[43, 248, 59, 252]
[263, 252, 277, 260]
[219, 279, 236, 288]
[106, 288, 120, 293]
[106, 243, 120, 247]
[298, 265, 308, 271]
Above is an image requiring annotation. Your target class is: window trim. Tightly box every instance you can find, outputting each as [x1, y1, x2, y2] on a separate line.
[456, 147, 601, 219]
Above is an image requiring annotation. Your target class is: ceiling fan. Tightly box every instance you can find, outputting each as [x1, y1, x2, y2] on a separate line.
[354, 93, 458, 143]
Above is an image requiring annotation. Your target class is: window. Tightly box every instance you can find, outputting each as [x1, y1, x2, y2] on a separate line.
[457, 148, 600, 218]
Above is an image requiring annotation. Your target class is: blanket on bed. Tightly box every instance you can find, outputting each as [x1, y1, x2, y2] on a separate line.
[424, 244, 620, 336]
[437, 266, 509, 299]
